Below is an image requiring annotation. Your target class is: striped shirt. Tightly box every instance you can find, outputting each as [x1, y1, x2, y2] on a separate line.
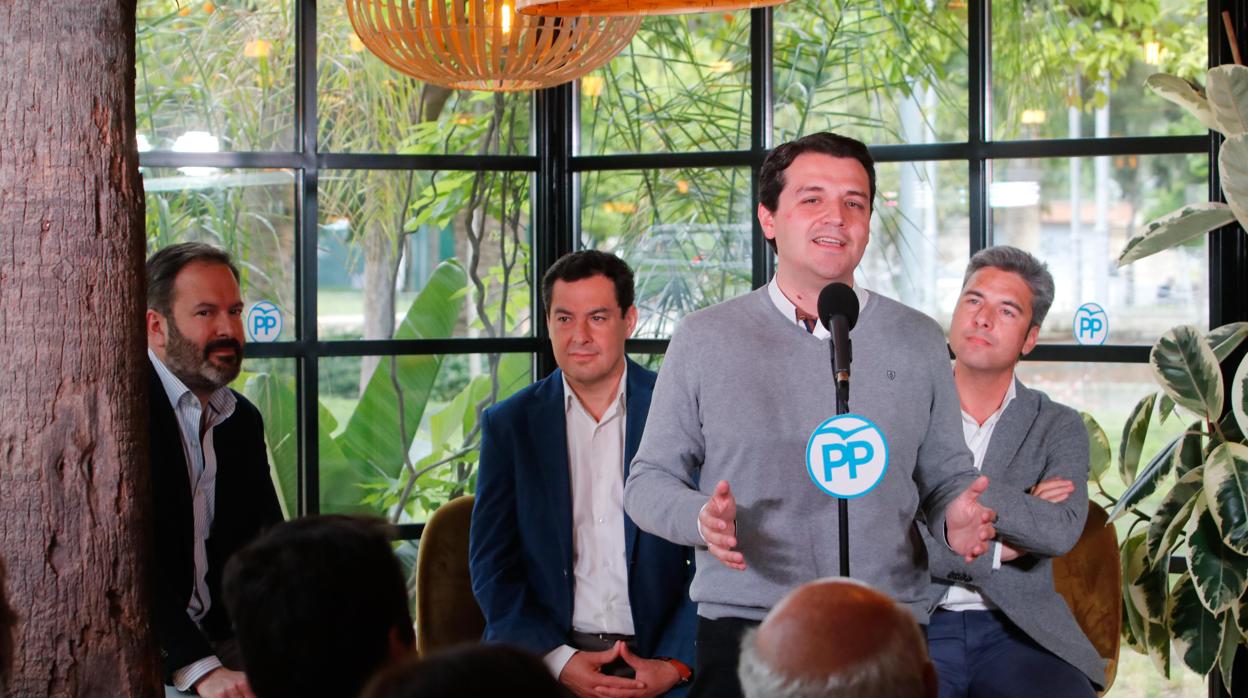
[148, 349, 236, 690]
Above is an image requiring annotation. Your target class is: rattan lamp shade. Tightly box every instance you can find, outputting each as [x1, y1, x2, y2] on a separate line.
[346, 0, 641, 91]
[516, 0, 790, 17]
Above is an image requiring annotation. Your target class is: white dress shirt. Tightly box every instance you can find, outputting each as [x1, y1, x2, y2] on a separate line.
[765, 277, 870, 340]
[543, 368, 635, 678]
[938, 377, 1014, 612]
[149, 349, 237, 690]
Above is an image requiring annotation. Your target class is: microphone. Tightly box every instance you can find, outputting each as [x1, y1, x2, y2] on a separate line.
[817, 282, 860, 397]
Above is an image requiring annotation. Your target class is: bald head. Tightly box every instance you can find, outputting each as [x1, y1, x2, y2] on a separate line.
[739, 579, 936, 698]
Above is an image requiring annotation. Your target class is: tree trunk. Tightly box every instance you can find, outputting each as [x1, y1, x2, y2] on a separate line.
[0, 2, 159, 696]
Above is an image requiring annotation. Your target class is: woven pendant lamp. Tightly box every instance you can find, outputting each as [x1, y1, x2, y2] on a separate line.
[515, 0, 790, 17]
[346, 0, 641, 92]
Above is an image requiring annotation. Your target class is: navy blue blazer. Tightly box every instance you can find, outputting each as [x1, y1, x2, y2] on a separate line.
[469, 359, 696, 687]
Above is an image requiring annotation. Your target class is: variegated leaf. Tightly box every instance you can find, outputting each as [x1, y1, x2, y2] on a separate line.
[1223, 135, 1248, 238]
[1176, 422, 1206, 477]
[1205, 442, 1248, 555]
[1119, 393, 1157, 485]
[1118, 204, 1236, 266]
[1234, 355, 1248, 439]
[1189, 506, 1248, 614]
[1219, 612, 1241, 694]
[1151, 325, 1224, 422]
[1159, 394, 1176, 424]
[1127, 526, 1169, 623]
[1148, 467, 1204, 567]
[1208, 323, 1248, 364]
[1170, 571, 1222, 675]
[1081, 411, 1112, 484]
[1109, 434, 1179, 523]
[1208, 65, 1248, 136]
[1146, 73, 1220, 132]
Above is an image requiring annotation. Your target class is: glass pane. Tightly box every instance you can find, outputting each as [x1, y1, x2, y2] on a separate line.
[232, 358, 297, 520]
[137, 0, 294, 152]
[774, 0, 969, 145]
[580, 168, 753, 338]
[579, 12, 751, 155]
[144, 167, 297, 340]
[989, 154, 1208, 345]
[317, 352, 533, 519]
[857, 161, 969, 328]
[991, 0, 1207, 140]
[317, 170, 531, 340]
[317, 0, 530, 155]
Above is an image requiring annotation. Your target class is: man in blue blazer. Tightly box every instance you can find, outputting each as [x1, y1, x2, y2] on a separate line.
[470, 250, 696, 698]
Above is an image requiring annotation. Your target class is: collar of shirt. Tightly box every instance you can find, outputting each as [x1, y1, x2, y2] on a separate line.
[148, 348, 237, 425]
[562, 364, 628, 424]
[767, 277, 870, 341]
[960, 375, 1017, 471]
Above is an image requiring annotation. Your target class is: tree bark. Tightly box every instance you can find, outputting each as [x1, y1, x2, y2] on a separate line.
[0, 2, 159, 696]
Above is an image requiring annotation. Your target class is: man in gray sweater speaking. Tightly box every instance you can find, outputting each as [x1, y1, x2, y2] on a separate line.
[623, 132, 997, 698]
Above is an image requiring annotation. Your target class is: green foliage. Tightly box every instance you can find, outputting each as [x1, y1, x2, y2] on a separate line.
[1088, 324, 1248, 679]
[1120, 65, 1248, 265]
[244, 260, 531, 520]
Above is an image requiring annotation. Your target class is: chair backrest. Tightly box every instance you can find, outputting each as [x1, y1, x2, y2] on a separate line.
[415, 495, 485, 656]
[1051, 501, 1121, 694]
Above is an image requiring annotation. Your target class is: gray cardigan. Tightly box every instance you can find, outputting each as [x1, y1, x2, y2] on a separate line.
[924, 379, 1106, 688]
[624, 287, 977, 623]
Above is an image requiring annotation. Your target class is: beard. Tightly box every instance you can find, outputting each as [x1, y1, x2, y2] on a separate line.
[164, 319, 244, 393]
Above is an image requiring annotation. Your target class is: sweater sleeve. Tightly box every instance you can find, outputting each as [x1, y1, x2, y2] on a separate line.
[624, 320, 712, 548]
[912, 324, 977, 538]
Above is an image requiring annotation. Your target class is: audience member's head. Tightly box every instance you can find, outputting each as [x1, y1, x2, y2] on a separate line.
[739, 578, 936, 698]
[361, 644, 572, 698]
[0, 557, 15, 691]
[223, 515, 416, 698]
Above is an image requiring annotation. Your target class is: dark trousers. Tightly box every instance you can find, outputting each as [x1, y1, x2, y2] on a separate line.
[927, 609, 1096, 698]
[689, 616, 759, 698]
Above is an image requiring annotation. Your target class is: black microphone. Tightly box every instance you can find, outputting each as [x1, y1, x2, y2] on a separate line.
[818, 282, 859, 390]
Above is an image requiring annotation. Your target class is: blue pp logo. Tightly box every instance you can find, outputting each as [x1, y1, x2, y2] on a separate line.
[805, 415, 889, 499]
[1073, 303, 1108, 345]
[246, 301, 283, 343]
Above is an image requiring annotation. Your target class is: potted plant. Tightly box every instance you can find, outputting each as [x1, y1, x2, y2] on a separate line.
[1086, 61, 1247, 688]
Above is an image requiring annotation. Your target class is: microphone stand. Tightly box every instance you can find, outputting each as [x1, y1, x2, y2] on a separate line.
[831, 339, 850, 578]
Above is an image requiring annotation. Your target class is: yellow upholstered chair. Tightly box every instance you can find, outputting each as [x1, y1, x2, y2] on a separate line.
[1051, 501, 1121, 694]
[414, 494, 485, 656]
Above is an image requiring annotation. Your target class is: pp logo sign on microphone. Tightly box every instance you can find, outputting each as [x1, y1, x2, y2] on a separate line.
[805, 415, 889, 499]
[1073, 302, 1108, 345]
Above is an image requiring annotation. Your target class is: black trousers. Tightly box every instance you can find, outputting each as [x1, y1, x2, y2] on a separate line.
[689, 616, 759, 698]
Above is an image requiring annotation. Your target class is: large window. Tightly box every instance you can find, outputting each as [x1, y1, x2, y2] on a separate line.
[138, 3, 1238, 690]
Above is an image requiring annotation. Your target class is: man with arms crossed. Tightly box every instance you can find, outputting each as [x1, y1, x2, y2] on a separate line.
[924, 246, 1103, 696]
[471, 251, 697, 698]
[147, 243, 282, 697]
[623, 132, 995, 698]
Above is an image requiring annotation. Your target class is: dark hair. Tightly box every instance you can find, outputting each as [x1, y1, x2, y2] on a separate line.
[963, 245, 1056, 328]
[757, 132, 877, 253]
[222, 515, 415, 698]
[146, 242, 240, 315]
[361, 645, 572, 698]
[540, 250, 635, 317]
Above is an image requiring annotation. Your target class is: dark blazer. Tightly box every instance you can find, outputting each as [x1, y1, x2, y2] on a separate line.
[469, 359, 696, 691]
[924, 379, 1105, 687]
[148, 360, 282, 681]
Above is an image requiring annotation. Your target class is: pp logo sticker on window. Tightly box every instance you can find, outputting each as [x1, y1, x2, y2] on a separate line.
[805, 415, 889, 499]
[246, 301, 283, 343]
[1073, 302, 1108, 346]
